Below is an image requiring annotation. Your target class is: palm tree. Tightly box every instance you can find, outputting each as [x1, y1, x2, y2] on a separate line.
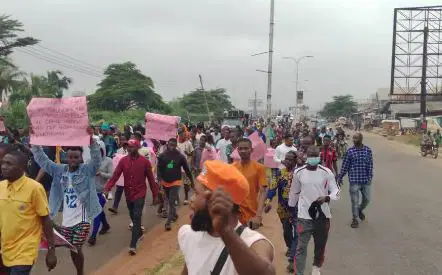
[8, 74, 43, 104]
[46, 70, 72, 98]
[0, 63, 25, 104]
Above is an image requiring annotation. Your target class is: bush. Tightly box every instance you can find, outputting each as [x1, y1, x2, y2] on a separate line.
[1, 102, 28, 129]
[89, 109, 146, 128]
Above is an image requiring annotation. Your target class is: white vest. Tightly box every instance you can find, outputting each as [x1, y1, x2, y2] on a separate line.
[178, 223, 273, 275]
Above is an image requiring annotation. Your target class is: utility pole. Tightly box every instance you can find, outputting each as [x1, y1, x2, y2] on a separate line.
[248, 91, 263, 118]
[266, 0, 275, 120]
[198, 74, 212, 122]
[420, 26, 429, 120]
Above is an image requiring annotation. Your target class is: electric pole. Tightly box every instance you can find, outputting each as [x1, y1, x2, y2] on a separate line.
[198, 74, 212, 122]
[266, 0, 275, 120]
[248, 91, 263, 118]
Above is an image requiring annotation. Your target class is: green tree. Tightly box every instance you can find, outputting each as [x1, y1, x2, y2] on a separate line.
[170, 88, 234, 122]
[9, 71, 71, 105]
[0, 15, 38, 62]
[88, 62, 170, 113]
[319, 95, 357, 118]
[0, 63, 25, 102]
[45, 70, 72, 98]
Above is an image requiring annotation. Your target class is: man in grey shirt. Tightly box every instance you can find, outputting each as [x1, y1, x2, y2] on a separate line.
[89, 142, 113, 245]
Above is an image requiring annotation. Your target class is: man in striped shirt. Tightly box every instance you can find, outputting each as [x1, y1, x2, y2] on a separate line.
[337, 133, 373, 228]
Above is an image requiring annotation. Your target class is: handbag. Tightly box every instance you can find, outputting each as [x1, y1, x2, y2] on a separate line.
[210, 225, 246, 275]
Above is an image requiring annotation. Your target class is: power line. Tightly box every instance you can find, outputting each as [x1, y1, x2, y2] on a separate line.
[34, 44, 103, 72]
[15, 48, 103, 78]
[26, 46, 103, 75]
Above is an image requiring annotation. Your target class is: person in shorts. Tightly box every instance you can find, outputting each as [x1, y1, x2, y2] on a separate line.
[31, 128, 102, 275]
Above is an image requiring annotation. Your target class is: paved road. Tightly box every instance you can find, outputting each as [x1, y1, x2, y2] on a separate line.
[32, 191, 172, 275]
[34, 134, 442, 274]
[320, 133, 442, 275]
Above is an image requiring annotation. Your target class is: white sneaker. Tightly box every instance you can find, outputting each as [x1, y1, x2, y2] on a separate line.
[107, 192, 113, 200]
[128, 222, 145, 232]
[312, 266, 321, 275]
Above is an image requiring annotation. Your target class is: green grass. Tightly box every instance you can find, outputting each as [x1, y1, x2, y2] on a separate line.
[145, 253, 184, 275]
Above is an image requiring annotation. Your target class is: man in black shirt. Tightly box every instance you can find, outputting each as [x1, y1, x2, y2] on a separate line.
[157, 138, 193, 231]
[28, 146, 56, 193]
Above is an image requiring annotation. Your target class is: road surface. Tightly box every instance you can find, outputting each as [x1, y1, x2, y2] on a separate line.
[317, 133, 442, 275]
[32, 192, 165, 275]
[33, 133, 442, 274]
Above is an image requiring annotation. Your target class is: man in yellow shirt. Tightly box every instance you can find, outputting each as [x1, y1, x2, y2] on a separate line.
[232, 138, 268, 229]
[0, 150, 57, 274]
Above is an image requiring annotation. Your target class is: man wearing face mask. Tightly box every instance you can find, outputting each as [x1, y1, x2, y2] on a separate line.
[337, 133, 373, 229]
[178, 160, 275, 275]
[296, 136, 314, 166]
[289, 146, 340, 275]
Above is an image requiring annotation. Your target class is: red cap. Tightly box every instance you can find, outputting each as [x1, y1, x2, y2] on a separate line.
[128, 139, 141, 148]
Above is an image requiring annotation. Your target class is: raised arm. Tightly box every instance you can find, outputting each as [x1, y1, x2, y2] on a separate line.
[31, 146, 62, 178]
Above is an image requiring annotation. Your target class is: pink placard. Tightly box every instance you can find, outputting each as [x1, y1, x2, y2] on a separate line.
[231, 132, 267, 161]
[145, 112, 180, 141]
[27, 97, 89, 146]
[112, 153, 126, 186]
[40, 229, 77, 253]
[249, 132, 266, 160]
[200, 147, 219, 167]
[264, 148, 279, 168]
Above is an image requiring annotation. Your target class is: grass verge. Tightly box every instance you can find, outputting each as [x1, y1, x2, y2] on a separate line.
[145, 253, 184, 275]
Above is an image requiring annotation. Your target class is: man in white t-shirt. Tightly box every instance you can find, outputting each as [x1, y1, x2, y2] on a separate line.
[274, 133, 297, 168]
[289, 146, 340, 275]
[215, 127, 232, 163]
[178, 160, 275, 275]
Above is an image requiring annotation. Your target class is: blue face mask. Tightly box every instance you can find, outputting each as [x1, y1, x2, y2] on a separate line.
[306, 157, 321, 166]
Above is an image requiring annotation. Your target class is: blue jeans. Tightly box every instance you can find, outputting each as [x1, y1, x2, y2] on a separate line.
[349, 183, 371, 219]
[7, 265, 32, 275]
[91, 193, 109, 238]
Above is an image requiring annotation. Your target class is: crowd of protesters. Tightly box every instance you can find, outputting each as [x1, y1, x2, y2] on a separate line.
[0, 117, 373, 275]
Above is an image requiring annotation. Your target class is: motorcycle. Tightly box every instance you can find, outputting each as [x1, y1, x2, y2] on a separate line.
[421, 142, 438, 159]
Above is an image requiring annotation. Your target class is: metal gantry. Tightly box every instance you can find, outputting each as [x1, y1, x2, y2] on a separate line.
[390, 6, 442, 96]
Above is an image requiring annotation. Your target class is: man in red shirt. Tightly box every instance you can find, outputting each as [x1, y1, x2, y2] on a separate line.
[320, 135, 338, 175]
[104, 139, 158, 255]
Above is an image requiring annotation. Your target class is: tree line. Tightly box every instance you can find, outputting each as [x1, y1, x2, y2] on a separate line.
[0, 15, 235, 129]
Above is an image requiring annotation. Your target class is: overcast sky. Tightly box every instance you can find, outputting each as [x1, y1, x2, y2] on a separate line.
[3, 0, 440, 112]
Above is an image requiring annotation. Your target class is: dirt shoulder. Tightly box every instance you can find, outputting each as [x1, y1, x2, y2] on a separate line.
[92, 202, 288, 275]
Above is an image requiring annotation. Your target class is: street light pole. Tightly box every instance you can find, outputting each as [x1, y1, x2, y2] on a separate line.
[266, 0, 275, 120]
[283, 55, 313, 122]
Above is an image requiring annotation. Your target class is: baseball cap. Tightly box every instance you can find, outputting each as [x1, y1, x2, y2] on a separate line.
[127, 139, 141, 148]
[197, 160, 249, 205]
